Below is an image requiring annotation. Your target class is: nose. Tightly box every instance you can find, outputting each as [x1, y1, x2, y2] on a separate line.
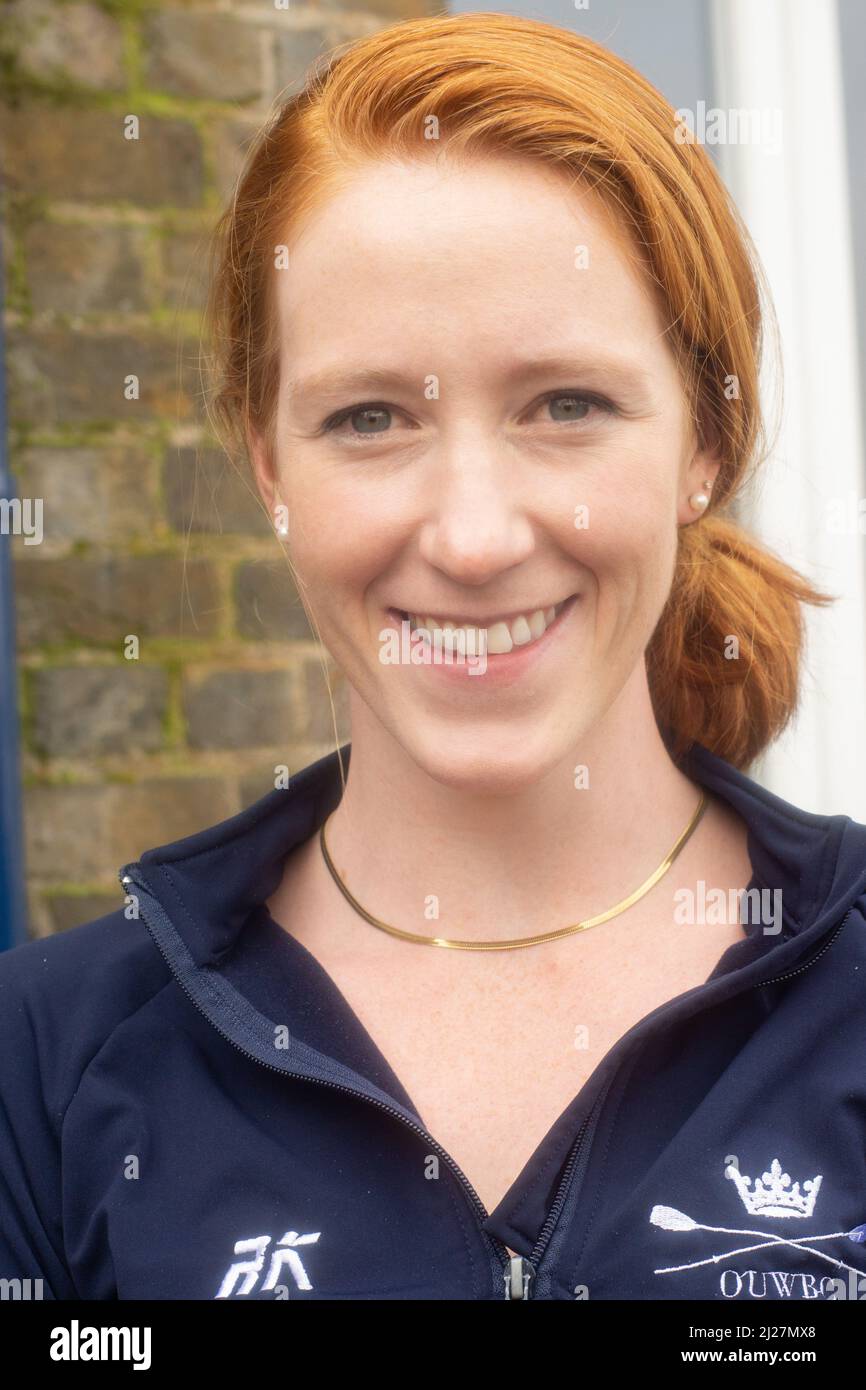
[416, 434, 535, 586]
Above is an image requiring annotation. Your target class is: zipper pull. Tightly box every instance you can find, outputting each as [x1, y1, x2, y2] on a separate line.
[504, 1255, 535, 1300]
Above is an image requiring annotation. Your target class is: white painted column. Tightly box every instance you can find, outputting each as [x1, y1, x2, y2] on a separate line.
[709, 0, 866, 819]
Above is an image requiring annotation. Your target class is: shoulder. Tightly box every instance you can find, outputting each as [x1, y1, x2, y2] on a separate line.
[0, 909, 172, 1121]
[0, 910, 171, 1297]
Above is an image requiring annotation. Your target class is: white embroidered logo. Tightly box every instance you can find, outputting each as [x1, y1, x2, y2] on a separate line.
[215, 1231, 321, 1298]
[649, 1155, 866, 1294]
[725, 1156, 821, 1218]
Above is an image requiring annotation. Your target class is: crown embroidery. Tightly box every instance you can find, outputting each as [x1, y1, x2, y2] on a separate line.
[725, 1157, 822, 1219]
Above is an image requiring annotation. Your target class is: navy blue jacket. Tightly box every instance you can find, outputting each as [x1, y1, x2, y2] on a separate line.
[2, 742, 866, 1301]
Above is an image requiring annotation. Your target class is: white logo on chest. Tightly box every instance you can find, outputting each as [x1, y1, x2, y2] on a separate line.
[649, 1155, 866, 1296]
[215, 1231, 321, 1298]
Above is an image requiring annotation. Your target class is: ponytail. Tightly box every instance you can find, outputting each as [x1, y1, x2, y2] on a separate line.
[648, 514, 833, 770]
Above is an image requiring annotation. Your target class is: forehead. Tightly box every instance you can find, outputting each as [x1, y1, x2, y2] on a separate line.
[274, 152, 670, 369]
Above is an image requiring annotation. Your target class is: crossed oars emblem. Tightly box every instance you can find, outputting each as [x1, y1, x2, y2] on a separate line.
[650, 1203, 866, 1275]
[651, 1155, 866, 1276]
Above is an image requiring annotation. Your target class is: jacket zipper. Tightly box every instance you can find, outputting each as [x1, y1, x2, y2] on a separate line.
[120, 865, 514, 1298]
[526, 1080, 614, 1281]
[120, 866, 853, 1302]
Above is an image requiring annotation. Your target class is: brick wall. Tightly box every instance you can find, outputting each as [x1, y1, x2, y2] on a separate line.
[1, 0, 437, 938]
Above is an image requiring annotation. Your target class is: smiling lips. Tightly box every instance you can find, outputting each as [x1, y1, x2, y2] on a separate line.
[397, 598, 572, 655]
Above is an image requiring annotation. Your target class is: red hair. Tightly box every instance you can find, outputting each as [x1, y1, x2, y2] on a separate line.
[205, 11, 831, 769]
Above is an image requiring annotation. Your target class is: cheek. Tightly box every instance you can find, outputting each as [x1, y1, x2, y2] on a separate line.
[561, 482, 677, 573]
[282, 475, 396, 615]
[555, 458, 680, 627]
[550, 422, 681, 538]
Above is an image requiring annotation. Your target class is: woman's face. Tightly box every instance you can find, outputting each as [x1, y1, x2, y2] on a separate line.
[251, 154, 719, 790]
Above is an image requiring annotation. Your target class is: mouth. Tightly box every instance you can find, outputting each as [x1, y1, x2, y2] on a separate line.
[386, 596, 577, 656]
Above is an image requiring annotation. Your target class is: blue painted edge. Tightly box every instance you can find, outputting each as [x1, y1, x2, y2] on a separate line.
[0, 203, 28, 950]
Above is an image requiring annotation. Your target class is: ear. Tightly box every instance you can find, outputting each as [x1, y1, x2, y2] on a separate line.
[677, 411, 723, 526]
[246, 422, 281, 524]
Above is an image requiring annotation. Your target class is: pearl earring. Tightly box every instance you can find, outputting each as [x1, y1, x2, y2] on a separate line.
[689, 480, 713, 513]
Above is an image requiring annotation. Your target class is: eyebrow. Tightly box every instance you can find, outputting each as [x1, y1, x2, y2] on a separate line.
[284, 355, 655, 402]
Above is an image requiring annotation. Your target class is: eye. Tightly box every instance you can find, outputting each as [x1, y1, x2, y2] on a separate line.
[321, 403, 396, 437]
[534, 391, 616, 425]
[319, 390, 618, 441]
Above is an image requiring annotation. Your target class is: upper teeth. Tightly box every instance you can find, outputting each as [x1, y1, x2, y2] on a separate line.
[407, 603, 565, 655]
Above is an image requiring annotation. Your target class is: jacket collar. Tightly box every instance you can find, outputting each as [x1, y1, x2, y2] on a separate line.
[680, 742, 866, 937]
[124, 741, 866, 971]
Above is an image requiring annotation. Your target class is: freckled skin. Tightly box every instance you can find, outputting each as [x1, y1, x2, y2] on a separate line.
[248, 154, 752, 1219]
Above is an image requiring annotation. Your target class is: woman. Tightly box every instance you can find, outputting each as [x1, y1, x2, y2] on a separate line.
[2, 13, 865, 1303]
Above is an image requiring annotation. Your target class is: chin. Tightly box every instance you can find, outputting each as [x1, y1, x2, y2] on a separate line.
[397, 717, 579, 797]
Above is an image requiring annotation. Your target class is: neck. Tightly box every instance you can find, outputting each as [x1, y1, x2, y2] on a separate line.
[320, 670, 704, 944]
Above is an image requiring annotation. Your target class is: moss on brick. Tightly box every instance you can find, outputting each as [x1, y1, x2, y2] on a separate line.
[161, 658, 187, 749]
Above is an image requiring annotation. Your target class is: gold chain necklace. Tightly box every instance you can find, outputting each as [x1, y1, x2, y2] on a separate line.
[318, 791, 707, 952]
